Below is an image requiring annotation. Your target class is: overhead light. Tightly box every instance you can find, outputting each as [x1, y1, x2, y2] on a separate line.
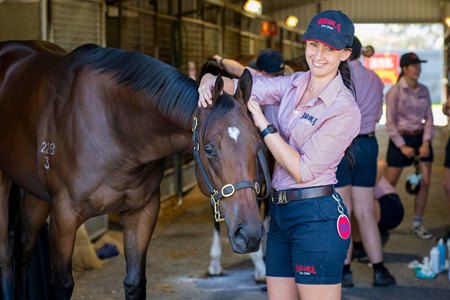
[284, 15, 298, 28]
[446, 16, 450, 28]
[243, 0, 262, 16]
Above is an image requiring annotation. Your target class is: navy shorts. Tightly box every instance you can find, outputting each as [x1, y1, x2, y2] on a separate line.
[266, 193, 350, 284]
[445, 136, 450, 168]
[335, 136, 378, 188]
[386, 134, 433, 167]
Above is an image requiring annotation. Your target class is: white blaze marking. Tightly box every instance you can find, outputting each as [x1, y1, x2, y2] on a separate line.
[228, 127, 240, 142]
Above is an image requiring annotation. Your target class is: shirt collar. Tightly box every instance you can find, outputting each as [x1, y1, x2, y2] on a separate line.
[292, 71, 346, 108]
[398, 76, 422, 92]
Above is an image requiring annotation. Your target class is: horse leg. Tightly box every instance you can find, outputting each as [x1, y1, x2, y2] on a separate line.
[249, 197, 267, 283]
[15, 193, 50, 300]
[121, 192, 160, 300]
[0, 172, 13, 299]
[208, 220, 223, 276]
[249, 246, 266, 283]
[47, 197, 80, 300]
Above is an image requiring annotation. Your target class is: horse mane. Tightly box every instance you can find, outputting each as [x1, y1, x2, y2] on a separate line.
[66, 44, 200, 128]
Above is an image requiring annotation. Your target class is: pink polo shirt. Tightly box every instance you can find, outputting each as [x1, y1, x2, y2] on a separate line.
[348, 60, 383, 134]
[249, 71, 361, 189]
[385, 77, 435, 148]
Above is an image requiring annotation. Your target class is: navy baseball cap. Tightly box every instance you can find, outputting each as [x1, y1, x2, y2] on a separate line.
[400, 52, 427, 67]
[252, 48, 284, 74]
[301, 10, 354, 50]
[351, 36, 362, 58]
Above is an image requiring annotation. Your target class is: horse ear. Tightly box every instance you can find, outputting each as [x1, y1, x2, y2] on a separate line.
[234, 68, 253, 104]
[211, 74, 224, 106]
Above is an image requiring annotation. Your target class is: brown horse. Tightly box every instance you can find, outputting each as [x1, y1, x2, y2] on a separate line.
[0, 40, 266, 299]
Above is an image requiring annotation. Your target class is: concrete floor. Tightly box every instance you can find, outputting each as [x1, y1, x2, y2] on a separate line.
[72, 124, 450, 300]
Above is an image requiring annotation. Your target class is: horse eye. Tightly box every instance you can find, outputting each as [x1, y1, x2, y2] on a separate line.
[204, 143, 216, 157]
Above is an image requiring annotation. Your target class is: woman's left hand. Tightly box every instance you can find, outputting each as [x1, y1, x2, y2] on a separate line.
[247, 99, 268, 131]
[419, 142, 430, 158]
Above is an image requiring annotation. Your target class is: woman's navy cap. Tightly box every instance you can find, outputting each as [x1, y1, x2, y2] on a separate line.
[400, 52, 427, 67]
[301, 10, 354, 50]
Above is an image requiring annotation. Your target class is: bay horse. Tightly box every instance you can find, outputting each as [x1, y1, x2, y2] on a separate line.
[199, 57, 270, 283]
[0, 40, 267, 299]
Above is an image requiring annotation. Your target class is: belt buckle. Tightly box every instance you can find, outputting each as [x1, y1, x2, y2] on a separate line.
[272, 191, 288, 204]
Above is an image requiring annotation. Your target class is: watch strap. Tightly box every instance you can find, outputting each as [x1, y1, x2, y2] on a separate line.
[261, 124, 277, 138]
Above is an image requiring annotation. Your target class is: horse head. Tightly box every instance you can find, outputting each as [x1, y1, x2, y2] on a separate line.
[193, 69, 265, 254]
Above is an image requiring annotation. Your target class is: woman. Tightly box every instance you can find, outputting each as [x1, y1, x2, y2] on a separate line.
[199, 10, 360, 300]
[442, 95, 450, 206]
[384, 52, 435, 240]
[335, 36, 395, 288]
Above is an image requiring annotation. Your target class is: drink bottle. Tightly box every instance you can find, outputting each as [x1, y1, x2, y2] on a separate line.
[447, 239, 450, 281]
[429, 246, 440, 274]
[437, 238, 446, 272]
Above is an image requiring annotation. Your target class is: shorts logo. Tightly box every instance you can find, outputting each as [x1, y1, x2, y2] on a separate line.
[300, 112, 318, 126]
[295, 264, 317, 275]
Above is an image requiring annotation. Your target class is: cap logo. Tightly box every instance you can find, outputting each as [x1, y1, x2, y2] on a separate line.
[317, 17, 341, 32]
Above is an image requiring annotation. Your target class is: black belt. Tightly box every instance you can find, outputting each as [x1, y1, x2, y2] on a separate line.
[271, 185, 334, 204]
[356, 132, 375, 139]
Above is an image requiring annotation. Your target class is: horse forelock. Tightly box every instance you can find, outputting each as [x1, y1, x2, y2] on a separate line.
[66, 45, 199, 128]
[199, 95, 254, 145]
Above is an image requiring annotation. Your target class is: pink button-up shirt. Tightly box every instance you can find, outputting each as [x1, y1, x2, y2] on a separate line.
[348, 60, 383, 134]
[385, 77, 435, 148]
[249, 71, 361, 189]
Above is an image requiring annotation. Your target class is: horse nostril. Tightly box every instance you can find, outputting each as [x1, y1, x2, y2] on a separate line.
[231, 224, 262, 253]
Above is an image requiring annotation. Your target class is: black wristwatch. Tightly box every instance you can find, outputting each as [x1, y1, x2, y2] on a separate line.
[261, 124, 278, 138]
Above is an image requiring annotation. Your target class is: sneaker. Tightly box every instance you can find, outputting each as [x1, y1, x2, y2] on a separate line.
[341, 271, 354, 288]
[373, 269, 396, 287]
[413, 225, 433, 240]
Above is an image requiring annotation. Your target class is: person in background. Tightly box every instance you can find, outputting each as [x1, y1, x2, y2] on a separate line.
[212, 48, 286, 79]
[384, 52, 435, 240]
[335, 36, 395, 287]
[199, 9, 360, 300]
[442, 95, 450, 207]
[211, 49, 290, 130]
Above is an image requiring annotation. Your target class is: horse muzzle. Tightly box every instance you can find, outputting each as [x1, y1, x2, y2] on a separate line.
[227, 219, 264, 254]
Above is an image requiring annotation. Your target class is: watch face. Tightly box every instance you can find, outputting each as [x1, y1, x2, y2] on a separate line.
[268, 124, 277, 133]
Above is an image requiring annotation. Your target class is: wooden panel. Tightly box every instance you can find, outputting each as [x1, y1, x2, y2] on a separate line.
[51, 0, 104, 51]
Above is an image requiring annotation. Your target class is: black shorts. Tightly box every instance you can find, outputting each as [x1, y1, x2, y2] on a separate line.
[445, 136, 450, 168]
[335, 136, 378, 188]
[386, 134, 433, 167]
[266, 193, 350, 284]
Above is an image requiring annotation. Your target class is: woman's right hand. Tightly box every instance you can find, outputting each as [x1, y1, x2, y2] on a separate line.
[198, 73, 216, 108]
[400, 145, 415, 158]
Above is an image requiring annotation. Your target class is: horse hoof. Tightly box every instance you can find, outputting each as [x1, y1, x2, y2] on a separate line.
[208, 265, 223, 276]
[254, 274, 266, 283]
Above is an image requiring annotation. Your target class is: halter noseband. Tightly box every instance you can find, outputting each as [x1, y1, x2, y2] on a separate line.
[192, 116, 271, 222]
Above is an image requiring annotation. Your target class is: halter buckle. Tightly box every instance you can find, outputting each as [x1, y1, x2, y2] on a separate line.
[221, 184, 235, 198]
[192, 117, 198, 132]
[254, 182, 261, 195]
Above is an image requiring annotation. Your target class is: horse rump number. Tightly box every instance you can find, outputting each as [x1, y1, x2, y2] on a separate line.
[41, 141, 56, 155]
[41, 141, 56, 169]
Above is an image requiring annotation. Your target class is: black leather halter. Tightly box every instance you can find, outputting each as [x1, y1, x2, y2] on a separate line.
[191, 116, 272, 222]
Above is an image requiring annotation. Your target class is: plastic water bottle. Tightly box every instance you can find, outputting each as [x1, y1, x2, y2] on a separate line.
[437, 238, 446, 272]
[447, 239, 450, 281]
[430, 246, 440, 274]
